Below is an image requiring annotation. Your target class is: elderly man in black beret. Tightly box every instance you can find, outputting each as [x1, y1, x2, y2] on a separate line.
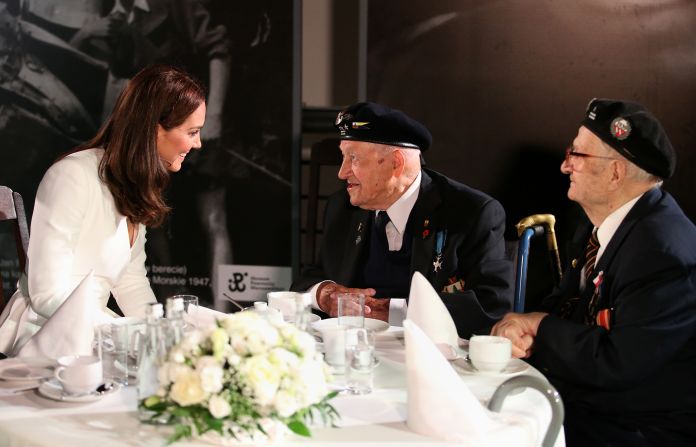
[493, 98, 696, 446]
[293, 102, 513, 338]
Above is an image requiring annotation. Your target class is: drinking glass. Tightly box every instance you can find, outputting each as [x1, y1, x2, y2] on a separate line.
[168, 295, 199, 330]
[337, 293, 365, 328]
[344, 328, 375, 394]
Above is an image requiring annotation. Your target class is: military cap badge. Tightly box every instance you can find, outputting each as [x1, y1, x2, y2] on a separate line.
[610, 117, 631, 141]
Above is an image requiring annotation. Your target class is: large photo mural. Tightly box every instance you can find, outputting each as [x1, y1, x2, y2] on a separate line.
[0, 0, 297, 310]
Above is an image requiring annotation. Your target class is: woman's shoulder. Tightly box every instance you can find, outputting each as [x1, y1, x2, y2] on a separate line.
[49, 148, 104, 175]
[40, 148, 104, 190]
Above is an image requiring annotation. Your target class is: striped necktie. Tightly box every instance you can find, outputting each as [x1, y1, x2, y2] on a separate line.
[558, 229, 600, 320]
[584, 229, 600, 283]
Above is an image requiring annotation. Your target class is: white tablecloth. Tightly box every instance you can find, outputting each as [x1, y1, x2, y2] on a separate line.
[0, 327, 564, 446]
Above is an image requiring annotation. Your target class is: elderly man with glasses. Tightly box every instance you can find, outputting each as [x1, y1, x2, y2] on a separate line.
[492, 98, 696, 447]
[293, 102, 513, 338]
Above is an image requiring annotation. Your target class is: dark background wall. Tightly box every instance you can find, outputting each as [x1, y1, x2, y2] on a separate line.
[366, 0, 696, 304]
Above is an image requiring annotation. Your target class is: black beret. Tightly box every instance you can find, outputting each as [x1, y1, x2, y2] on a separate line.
[335, 102, 432, 151]
[581, 98, 676, 179]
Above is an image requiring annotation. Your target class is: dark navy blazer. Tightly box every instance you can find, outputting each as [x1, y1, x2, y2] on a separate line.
[533, 187, 696, 445]
[292, 168, 513, 338]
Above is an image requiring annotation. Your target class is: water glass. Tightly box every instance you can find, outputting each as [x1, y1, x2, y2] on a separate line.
[97, 318, 145, 386]
[344, 328, 375, 394]
[169, 295, 199, 330]
[337, 293, 365, 328]
[293, 292, 312, 331]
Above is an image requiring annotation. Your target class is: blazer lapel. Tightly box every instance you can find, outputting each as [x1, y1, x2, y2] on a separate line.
[339, 209, 371, 284]
[593, 188, 662, 283]
[409, 171, 442, 280]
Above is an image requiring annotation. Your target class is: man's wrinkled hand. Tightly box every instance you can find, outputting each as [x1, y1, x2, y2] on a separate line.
[316, 283, 376, 317]
[491, 312, 548, 358]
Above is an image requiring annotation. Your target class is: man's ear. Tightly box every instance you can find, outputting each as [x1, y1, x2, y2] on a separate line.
[608, 159, 626, 190]
[392, 149, 405, 176]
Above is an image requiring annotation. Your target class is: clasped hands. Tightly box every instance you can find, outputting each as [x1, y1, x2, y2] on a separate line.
[316, 283, 390, 322]
[490, 312, 548, 359]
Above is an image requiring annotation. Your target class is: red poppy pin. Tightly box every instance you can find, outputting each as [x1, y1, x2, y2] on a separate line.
[422, 229, 430, 239]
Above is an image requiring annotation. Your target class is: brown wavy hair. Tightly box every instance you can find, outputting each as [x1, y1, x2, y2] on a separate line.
[76, 64, 205, 227]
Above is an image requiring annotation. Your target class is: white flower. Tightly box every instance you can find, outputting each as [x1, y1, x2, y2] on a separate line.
[170, 369, 207, 406]
[208, 395, 231, 419]
[268, 347, 299, 372]
[170, 347, 186, 364]
[210, 329, 229, 358]
[273, 389, 300, 417]
[180, 329, 203, 353]
[240, 355, 280, 407]
[197, 356, 224, 394]
[154, 311, 337, 442]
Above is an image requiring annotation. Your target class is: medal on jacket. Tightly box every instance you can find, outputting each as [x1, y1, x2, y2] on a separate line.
[355, 222, 364, 245]
[432, 230, 447, 272]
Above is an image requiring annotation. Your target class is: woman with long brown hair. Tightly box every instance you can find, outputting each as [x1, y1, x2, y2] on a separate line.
[0, 64, 206, 355]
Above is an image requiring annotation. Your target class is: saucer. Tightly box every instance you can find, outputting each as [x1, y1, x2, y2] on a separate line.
[311, 318, 390, 333]
[454, 357, 530, 376]
[38, 379, 121, 403]
[0, 357, 54, 381]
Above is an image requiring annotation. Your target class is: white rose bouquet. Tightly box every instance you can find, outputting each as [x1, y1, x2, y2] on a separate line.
[140, 312, 338, 444]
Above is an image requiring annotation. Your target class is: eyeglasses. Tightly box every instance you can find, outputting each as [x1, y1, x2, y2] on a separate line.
[564, 147, 617, 163]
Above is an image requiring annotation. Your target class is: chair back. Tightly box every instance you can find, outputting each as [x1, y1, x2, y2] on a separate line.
[0, 186, 30, 307]
[304, 138, 342, 266]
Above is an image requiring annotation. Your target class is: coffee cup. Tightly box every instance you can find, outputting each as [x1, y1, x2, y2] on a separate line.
[54, 355, 103, 395]
[468, 335, 512, 373]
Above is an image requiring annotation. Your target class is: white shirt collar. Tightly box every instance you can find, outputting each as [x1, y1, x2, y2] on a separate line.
[378, 171, 422, 235]
[595, 192, 644, 262]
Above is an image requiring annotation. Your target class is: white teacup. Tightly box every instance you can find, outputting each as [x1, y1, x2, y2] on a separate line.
[267, 291, 299, 321]
[468, 335, 512, 373]
[54, 355, 103, 395]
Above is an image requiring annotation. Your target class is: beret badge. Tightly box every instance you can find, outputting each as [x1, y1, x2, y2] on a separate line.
[610, 117, 631, 141]
[335, 111, 352, 135]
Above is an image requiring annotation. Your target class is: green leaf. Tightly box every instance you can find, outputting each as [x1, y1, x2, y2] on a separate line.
[167, 424, 192, 445]
[287, 421, 311, 437]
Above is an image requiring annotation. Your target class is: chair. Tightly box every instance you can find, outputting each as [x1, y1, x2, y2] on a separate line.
[0, 186, 30, 308]
[303, 138, 342, 267]
[512, 214, 562, 312]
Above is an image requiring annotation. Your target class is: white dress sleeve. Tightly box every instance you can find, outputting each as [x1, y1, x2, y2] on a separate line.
[27, 156, 91, 319]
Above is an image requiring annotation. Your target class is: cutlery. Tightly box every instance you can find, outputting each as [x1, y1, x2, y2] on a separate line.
[222, 293, 247, 311]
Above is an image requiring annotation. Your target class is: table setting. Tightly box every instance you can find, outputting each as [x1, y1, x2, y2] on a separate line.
[0, 272, 565, 446]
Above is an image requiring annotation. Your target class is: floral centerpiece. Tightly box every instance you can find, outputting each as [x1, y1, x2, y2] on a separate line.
[140, 311, 338, 444]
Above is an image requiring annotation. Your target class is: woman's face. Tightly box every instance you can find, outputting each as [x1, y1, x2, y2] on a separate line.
[157, 102, 206, 172]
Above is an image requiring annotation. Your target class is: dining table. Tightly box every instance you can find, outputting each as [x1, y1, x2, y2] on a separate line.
[0, 325, 565, 446]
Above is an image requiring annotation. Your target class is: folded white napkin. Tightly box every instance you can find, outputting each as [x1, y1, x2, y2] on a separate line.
[192, 305, 228, 328]
[17, 271, 100, 359]
[406, 271, 460, 359]
[404, 319, 536, 446]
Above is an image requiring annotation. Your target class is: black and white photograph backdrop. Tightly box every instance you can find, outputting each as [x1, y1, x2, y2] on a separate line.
[0, 0, 298, 309]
